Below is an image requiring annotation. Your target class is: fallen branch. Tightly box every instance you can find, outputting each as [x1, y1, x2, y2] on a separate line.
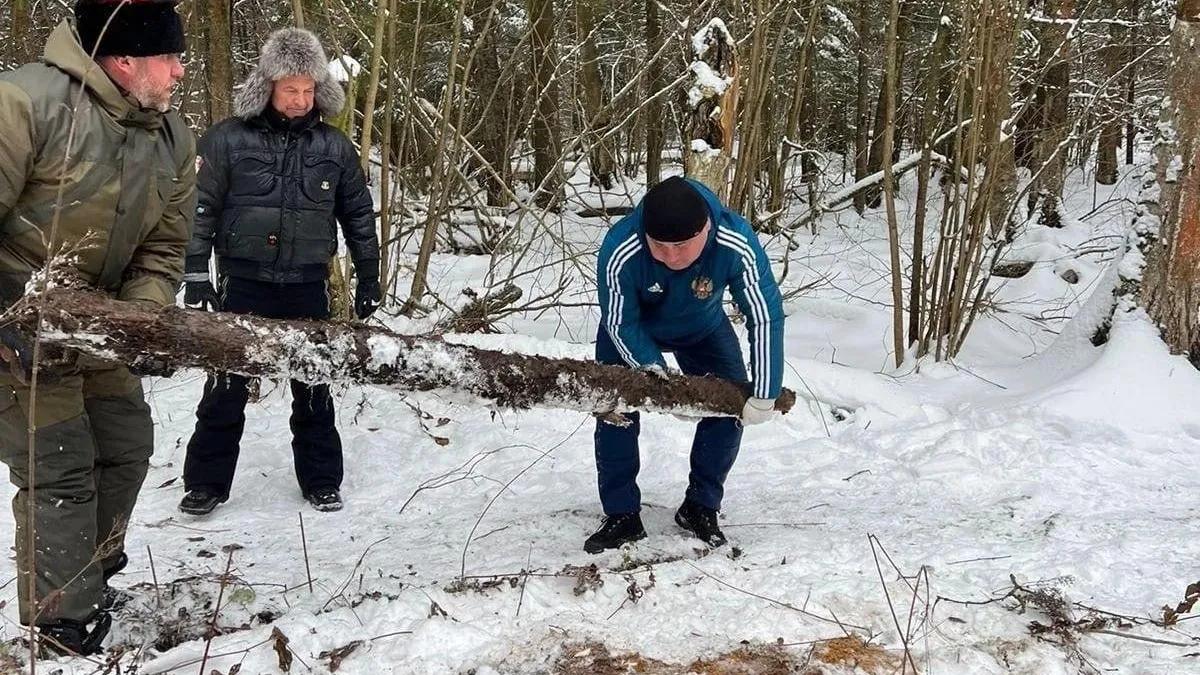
[433, 284, 523, 334]
[20, 288, 797, 418]
[791, 150, 965, 231]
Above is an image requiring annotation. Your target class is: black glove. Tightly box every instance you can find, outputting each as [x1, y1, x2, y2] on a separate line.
[184, 279, 220, 311]
[354, 276, 382, 320]
[0, 324, 33, 382]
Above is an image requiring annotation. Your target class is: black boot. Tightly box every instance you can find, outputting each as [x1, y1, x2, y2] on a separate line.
[305, 487, 343, 512]
[37, 612, 111, 657]
[674, 499, 727, 548]
[583, 513, 646, 554]
[179, 489, 228, 515]
[101, 552, 133, 611]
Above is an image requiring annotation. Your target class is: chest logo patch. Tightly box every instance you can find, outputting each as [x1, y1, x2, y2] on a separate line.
[321, 180, 331, 190]
[691, 276, 713, 300]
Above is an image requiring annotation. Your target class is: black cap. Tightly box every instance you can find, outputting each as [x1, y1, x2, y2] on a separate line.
[75, 0, 187, 58]
[642, 176, 709, 242]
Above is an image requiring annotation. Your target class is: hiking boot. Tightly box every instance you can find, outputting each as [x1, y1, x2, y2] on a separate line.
[179, 489, 227, 516]
[306, 487, 343, 512]
[583, 513, 646, 554]
[674, 499, 727, 548]
[37, 612, 111, 657]
[101, 552, 132, 611]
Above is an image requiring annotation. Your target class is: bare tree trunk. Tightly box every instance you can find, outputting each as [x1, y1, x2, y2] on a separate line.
[1126, 0, 1141, 166]
[921, 0, 1020, 360]
[405, 0, 470, 314]
[864, 84, 889, 210]
[729, 0, 790, 221]
[684, 19, 739, 197]
[1141, 0, 1200, 365]
[865, 0, 915, 211]
[468, 0, 513, 206]
[378, 3, 398, 296]
[11, 0, 31, 64]
[1096, 17, 1125, 186]
[20, 290, 799, 418]
[645, 0, 665, 188]
[358, 0, 391, 173]
[909, 4, 948, 348]
[576, 0, 618, 190]
[1034, 0, 1074, 218]
[529, 0, 563, 208]
[881, 0, 904, 365]
[772, 0, 821, 214]
[853, 0, 871, 215]
[984, 16, 1018, 239]
[207, 0, 233, 124]
[292, 0, 305, 26]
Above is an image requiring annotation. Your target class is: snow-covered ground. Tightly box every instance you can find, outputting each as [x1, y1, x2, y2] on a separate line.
[6, 161, 1200, 674]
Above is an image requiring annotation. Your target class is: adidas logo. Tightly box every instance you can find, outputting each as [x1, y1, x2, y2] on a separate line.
[647, 282, 663, 293]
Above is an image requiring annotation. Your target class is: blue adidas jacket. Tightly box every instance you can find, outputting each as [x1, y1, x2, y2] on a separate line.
[597, 179, 784, 400]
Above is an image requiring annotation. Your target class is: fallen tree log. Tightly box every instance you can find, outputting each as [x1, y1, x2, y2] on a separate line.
[17, 289, 796, 418]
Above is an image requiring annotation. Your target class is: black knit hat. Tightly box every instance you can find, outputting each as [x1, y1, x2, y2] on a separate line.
[74, 0, 186, 58]
[642, 176, 709, 243]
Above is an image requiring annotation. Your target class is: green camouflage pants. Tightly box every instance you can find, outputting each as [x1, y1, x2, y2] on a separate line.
[0, 364, 151, 625]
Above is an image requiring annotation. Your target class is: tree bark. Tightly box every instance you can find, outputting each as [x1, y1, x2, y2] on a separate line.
[909, 5, 948, 348]
[853, 0, 871, 215]
[1126, 0, 1141, 166]
[1141, 0, 1200, 365]
[528, 0, 564, 208]
[1096, 17, 1125, 186]
[206, 0, 233, 125]
[378, 2, 399, 295]
[772, 0, 821, 215]
[684, 19, 739, 197]
[11, 0, 31, 65]
[468, 0, 514, 206]
[645, 0, 665, 188]
[881, 0, 903, 365]
[19, 290, 798, 418]
[358, 0, 391, 174]
[1035, 0, 1074, 205]
[576, 0, 618, 190]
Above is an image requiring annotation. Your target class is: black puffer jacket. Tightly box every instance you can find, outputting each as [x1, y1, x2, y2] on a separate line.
[184, 109, 379, 284]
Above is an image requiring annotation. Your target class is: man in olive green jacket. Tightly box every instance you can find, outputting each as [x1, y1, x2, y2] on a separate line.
[0, 0, 193, 656]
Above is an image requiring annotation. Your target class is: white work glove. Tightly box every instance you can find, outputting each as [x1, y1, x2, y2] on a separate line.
[740, 397, 779, 425]
[641, 363, 670, 380]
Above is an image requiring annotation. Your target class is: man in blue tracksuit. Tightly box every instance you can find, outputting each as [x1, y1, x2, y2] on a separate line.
[586, 176, 785, 553]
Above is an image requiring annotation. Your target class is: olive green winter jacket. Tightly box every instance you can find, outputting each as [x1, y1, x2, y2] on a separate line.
[0, 21, 195, 308]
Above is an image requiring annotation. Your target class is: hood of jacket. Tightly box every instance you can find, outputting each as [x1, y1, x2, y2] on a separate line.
[44, 21, 163, 128]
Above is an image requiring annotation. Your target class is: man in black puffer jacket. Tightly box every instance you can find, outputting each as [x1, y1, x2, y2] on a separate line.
[180, 27, 380, 516]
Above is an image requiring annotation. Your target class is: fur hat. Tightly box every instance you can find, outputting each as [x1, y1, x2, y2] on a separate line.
[642, 177, 710, 243]
[74, 0, 186, 58]
[233, 27, 345, 119]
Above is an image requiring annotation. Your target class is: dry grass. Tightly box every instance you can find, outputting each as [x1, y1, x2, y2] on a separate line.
[809, 636, 906, 674]
[552, 638, 910, 675]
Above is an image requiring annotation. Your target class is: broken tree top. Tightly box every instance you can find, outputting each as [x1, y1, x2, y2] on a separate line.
[22, 289, 797, 418]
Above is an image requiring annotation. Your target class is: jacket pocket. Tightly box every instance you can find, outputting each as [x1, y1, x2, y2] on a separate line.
[228, 151, 277, 198]
[223, 207, 278, 262]
[301, 156, 339, 206]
